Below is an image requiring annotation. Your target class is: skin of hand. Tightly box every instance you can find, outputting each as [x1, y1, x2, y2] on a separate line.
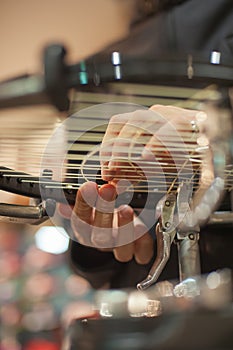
[59, 181, 154, 264]
[60, 105, 204, 265]
[100, 104, 200, 188]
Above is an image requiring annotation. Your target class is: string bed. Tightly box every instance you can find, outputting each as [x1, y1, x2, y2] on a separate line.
[0, 83, 232, 198]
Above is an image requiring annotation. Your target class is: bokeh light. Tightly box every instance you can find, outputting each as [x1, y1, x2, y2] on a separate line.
[35, 226, 69, 255]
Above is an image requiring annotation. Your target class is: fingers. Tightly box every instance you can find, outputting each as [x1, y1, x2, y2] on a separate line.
[113, 205, 134, 262]
[101, 105, 198, 177]
[100, 112, 130, 181]
[73, 181, 98, 222]
[149, 105, 197, 126]
[101, 109, 162, 186]
[108, 110, 158, 169]
[71, 182, 117, 249]
[142, 105, 200, 177]
[100, 109, 156, 181]
[57, 203, 73, 219]
[71, 181, 98, 245]
[101, 107, 192, 184]
[134, 233, 154, 264]
[71, 182, 154, 264]
[91, 184, 117, 248]
[133, 216, 154, 264]
[114, 209, 154, 265]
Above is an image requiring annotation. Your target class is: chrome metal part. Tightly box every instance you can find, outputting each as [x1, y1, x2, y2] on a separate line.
[0, 199, 56, 224]
[137, 193, 177, 290]
[176, 231, 201, 282]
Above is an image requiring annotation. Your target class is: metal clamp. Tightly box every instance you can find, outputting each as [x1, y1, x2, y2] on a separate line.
[0, 199, 56, 224]
[137, 193, 177, 290]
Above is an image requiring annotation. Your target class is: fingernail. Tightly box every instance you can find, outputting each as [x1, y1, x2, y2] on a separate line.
[101, 166, 115, 181]
[80, 182, 98, 206]
[108, 158, 119, 170]
[141, 147, 155, 160]
[119, 205, 133, 219]
[100, 185, 116, 201]
[108, 160, 115, 170]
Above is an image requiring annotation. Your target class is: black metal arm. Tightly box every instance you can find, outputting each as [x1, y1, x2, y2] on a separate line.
[1, 43, 233, 111]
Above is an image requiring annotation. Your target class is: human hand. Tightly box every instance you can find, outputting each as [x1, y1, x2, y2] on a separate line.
[66, 181, 154, 264]
[100, 105, 202, 192]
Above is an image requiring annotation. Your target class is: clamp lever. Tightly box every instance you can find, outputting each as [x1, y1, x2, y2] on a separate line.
[137, 192, 177, 290]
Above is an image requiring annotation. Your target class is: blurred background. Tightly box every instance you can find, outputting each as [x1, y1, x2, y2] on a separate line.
[1, 1, 233, 349]
[0, 1, 136, 348]
[0, 0, 136, 80]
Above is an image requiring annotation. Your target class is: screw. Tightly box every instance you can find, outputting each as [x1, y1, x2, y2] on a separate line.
[165, 222, 171, 228]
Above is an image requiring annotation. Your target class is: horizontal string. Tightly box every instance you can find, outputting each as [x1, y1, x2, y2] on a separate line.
[0, 168, 201, 178]
[19, 182, 202, 192]
[0, 155, 205, 167]
[2, 170, 232, 191]
[20, 176, 198, 186]
[0, 165, 202, 176]
[0, 140, 201, 152]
